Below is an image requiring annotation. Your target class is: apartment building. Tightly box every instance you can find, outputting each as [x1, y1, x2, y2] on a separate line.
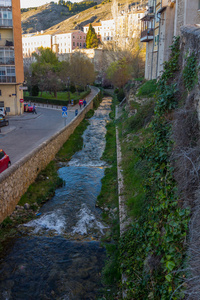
[83, 23, 102, 40]
[22, 30, 86, 60]
[22, 33, 52, 57]
[141, 0, 200, 80]
[83, 8, 144, 48]
[0, 0, 24, 115]
[101, 19, 115, 42]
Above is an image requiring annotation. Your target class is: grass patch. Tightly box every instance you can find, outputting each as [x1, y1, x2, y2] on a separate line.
[127, 99, 155, 132]
[96, 97, 121, 298]
[136, 79, 157, 98]
[18, 161, 64, 207]
[118, 106, 153, 219]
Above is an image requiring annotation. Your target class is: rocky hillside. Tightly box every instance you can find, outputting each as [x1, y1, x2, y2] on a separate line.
[21, 3, 71, 34]
[21, 0, 135, 35]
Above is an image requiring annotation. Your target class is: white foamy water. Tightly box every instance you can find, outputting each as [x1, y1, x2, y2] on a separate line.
[24, 211, 66, 234]
[72, 204, 107, 235]
[68, 159, 107, 168]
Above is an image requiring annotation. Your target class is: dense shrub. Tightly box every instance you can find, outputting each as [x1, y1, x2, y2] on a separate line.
[136, 79, 157, 98]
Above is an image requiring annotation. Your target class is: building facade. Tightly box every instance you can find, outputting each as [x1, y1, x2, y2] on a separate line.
[0, 0, 24, 115]
[141, 0, 200, 80]
[22, 30, 86, 62]
[83, 9, 144, 49]
[83, 23, 102, 40]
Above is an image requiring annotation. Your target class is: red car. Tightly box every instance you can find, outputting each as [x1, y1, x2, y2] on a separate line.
[24, 103, 34, 112]
[0, 149, 11, 173]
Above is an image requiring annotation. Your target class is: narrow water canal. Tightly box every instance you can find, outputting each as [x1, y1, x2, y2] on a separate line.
[0, 97, 112, 300]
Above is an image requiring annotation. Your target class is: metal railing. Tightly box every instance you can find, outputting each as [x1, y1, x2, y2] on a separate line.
[0, 0, 11, 6]
[0, 57, 14, 65]
[0, 76, 16, 83]
[0, 19, 12, 27]
[141, 28, 154, 38]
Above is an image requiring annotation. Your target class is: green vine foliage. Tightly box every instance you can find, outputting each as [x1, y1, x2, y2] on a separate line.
[119, 36, 190, 299]
[183, 52, 197, 91]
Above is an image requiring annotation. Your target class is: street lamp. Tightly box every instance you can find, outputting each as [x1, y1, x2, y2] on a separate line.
[67, 77, 70, 105]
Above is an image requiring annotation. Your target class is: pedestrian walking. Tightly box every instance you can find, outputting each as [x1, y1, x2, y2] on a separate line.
[79, 99, 83, 109]
[33, 104, 37, 114]
[83, 99, 87, 107]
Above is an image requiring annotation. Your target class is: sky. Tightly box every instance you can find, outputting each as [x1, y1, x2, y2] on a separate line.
[20, 0, 59, 9]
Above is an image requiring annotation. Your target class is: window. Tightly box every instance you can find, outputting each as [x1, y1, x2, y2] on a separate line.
[0, 90, 2, 96]
[0, 150, 4, 160]
[77, 42, 79, 46]
[73, 42, 75, 46]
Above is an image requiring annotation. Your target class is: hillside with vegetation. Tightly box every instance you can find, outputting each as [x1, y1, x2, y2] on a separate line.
[21, 0, 137, 35]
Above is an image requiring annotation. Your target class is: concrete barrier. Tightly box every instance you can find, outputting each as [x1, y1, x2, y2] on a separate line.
[0, 88, 100, 223]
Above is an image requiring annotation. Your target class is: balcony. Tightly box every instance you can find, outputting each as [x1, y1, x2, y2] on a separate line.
[140, 28, 154, 42]
[0, 19, 12, 27]
[0, 0, 11, 7]
[0, 38, 13, 47]
[0, 57, 14, 65]
[0, 75, 16, 83]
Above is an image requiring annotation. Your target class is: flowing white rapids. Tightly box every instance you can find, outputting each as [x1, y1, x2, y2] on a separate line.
[68, 99, 112, 168]
[72, 204, 107, 235]
[24, 210, 66, 234]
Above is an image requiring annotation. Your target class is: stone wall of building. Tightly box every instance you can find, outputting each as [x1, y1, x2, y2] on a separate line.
[0, 91, 99, 223]
[180, 26, 200, 121]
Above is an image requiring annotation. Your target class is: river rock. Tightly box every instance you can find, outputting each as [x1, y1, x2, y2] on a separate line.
[24, 203, 30, 210]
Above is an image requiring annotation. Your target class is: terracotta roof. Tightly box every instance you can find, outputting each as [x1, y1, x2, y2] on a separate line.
[84, 22, 102, 28]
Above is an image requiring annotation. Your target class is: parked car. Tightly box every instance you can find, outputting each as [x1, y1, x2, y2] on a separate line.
[0, 149, 11, 173]
[24, 103, 34, 112]
[0, 115, 9, 127]
[0, 107, 5, 116]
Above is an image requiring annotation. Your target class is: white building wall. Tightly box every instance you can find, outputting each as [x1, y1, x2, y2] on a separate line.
[22, 34, 52, 57]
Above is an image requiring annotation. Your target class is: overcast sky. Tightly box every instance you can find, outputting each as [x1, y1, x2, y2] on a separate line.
[20, 0, 59, 9]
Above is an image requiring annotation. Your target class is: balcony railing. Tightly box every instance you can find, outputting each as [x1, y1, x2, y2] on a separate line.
[0, 19, 12, 27]
[140, 28, 154, 42]
[0, 75, 16, 83]
[0, 39, 14, 48]
[0, 57, 14, 65]
[0, 0, 11, 7]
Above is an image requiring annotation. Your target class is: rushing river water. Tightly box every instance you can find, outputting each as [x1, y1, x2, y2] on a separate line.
[0, 98, 112, 300]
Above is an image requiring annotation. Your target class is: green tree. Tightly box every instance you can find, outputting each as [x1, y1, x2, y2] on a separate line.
[31, 47, 61, 97]
[70, 52, 95, 91]
[106, 57, 131, 88]
[86, 24, 99, 49]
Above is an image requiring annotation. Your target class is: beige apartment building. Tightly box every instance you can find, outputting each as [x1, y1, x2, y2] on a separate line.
[141, 0, 200, 80]
[0, 0, 24, 115]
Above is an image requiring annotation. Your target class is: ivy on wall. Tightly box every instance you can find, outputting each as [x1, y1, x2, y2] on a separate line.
[119, 36, 190, 299]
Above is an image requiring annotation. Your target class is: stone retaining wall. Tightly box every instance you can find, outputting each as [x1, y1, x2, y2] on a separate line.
[0, 89, 99, 223]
